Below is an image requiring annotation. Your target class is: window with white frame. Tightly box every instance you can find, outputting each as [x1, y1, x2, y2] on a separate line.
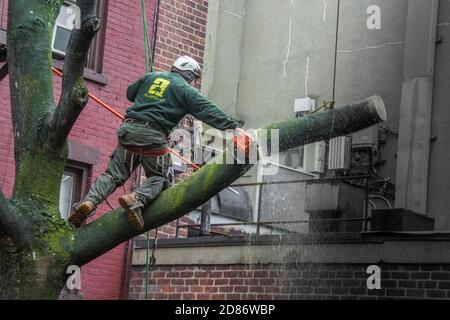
[52, 1, 107, 73]
[52, 1, 78, 56]
[59, 162, 88, 220]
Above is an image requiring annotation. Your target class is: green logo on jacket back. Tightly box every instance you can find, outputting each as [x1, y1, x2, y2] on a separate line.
[144, 78, 171, 100]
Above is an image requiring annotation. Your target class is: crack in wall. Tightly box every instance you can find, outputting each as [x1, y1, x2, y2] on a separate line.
[337, 41, 405, 54]
[283, 17, 293, 78]
[322, 0, 328, 22]
[305, 56, 310, 97]
[283, 0, 295, 78]
[219, 8, 244, 20]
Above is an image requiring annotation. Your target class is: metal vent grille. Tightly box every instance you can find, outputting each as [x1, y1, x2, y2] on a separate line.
[328, 136, 351, 170]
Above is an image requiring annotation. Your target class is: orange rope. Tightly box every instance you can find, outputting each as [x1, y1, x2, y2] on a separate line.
[170, 149, 200, 170]
[52, 67, 125, 120]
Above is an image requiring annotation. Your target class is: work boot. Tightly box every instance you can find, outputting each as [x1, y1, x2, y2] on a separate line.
[68, 201, 96, 228]
[119, 193, 145, 231]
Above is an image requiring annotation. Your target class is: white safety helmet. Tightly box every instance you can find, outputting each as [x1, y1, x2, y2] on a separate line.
[172, 56, 202, 79]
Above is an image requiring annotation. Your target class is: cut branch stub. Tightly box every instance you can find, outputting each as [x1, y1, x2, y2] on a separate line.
[264, 95, 386, 154]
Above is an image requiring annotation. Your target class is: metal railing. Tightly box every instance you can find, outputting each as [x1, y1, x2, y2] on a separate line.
[174, 175, 373, 238]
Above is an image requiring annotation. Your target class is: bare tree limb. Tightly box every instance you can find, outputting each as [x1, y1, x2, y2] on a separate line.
[49, 0, 100, 148]
[0, 189, 32, 249]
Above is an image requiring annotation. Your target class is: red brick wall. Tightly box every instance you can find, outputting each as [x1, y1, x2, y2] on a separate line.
[129, 264, 450, 300]
[0, 0, 209, 299]
[153, 0, 208, 73]
[148, 217, 189, 240]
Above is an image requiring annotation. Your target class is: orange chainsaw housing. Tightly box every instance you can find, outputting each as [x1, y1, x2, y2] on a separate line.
[233, 128, 253, 157]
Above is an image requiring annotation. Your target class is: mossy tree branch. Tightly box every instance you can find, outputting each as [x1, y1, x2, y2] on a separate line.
[70, 96, 386, 266]
[49, 0, 100, 148]
[0, 189, 32, 250]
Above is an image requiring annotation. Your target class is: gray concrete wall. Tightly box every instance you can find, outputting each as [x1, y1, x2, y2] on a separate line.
[204, 0, 406, 173]
[133, 236, 450, 265]
[335, 0, 407, 181]
[236, 0, 338, 128]
[203, 0, 450, 230]
[395, 0, 439, 215]
[259, 165, 312, 234]
[205, 0, 405, 135]
[428, 0, 450, 230]
[202, 0, 246, 116]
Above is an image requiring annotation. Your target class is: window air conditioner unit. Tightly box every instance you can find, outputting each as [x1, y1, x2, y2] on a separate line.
[52, 3, 77, 56]
[328, 136, 351, 170]
[303, 141, 326, 174]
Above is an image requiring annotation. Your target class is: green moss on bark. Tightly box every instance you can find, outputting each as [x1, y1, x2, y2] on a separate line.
[1, 1, 75, 299]
[0, 240, 66, 299]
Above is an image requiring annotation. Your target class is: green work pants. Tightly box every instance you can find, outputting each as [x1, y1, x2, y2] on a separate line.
[84, 122, 173, 207]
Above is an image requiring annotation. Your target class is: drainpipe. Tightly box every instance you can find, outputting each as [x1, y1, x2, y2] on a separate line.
[395, 0, 439, 214]
[152, 0, 161, 61]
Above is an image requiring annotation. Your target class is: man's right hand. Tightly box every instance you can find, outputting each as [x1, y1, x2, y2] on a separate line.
[233, 128, 254, 155]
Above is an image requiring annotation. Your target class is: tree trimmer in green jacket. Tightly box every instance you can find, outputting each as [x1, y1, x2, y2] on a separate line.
[69, 56, 252, 231]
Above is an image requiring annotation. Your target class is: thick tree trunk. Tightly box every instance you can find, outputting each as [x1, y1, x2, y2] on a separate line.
[1, 0, 97, 299]
[1, 0, 69, 299]
[8, 0, 66, 208]
[0, 244, 66, 299]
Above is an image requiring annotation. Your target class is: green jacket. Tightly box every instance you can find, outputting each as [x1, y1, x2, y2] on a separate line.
[125, 71, 238, 134]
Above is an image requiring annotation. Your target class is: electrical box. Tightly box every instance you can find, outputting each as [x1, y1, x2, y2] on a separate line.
[352, 126, 379, 148]
[303, 141, 326, 174]
[285, 147, 304, 169]
[294, 97, 316, 113]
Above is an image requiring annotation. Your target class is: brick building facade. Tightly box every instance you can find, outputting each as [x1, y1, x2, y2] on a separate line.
[0, 0, 208, 299]
[130, 263, 450, 300]
[129, 235, 450, 300]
